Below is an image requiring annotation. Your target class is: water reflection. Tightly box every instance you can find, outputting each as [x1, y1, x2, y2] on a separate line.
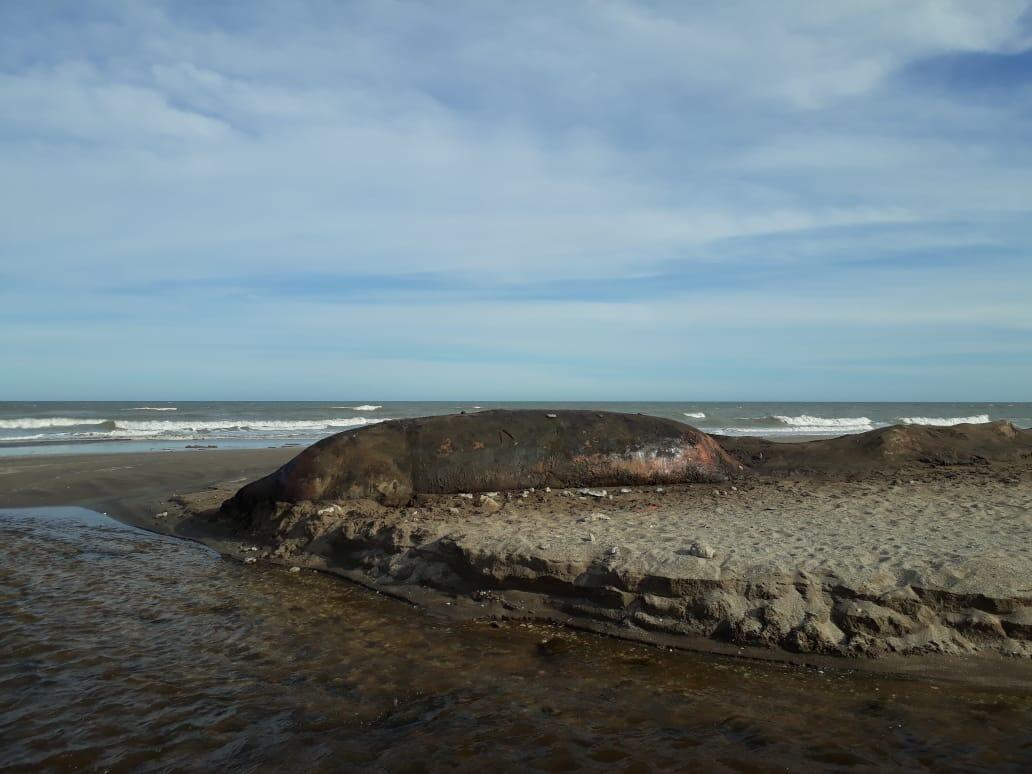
[1, 508, 1030, 771]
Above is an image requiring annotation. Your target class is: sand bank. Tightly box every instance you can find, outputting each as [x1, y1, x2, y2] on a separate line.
[172, 465, 1032, 662]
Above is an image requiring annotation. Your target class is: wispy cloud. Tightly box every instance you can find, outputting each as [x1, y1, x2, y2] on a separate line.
[1, 1, 1030, 399]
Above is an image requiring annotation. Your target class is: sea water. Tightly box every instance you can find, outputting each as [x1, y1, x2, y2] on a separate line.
[0, 401, 1029, 456]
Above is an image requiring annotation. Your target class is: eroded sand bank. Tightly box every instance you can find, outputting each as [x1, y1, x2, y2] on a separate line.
[169, 465, 1032, 662]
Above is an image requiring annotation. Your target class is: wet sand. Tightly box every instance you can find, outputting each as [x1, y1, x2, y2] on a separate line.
[0, 448, 295, 520]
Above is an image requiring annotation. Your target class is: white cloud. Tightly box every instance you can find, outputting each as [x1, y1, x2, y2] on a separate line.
[1, 1, 1031, 398]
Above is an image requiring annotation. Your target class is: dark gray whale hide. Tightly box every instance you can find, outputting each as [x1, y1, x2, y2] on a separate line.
[224, 409, 743, 509]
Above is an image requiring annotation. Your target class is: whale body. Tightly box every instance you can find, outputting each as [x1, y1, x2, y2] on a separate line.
[224, 409, 742, 509]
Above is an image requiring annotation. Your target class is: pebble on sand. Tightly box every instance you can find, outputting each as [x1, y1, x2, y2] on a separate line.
[687, 541, 716, 559]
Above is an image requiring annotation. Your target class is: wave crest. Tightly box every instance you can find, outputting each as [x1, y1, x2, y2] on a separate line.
[772, 415, 873, 430]
[0, 416, 381, 440]
[0, 418, 113, 429]
[898, 414, 990, 427]
[682, 412, 706, 419]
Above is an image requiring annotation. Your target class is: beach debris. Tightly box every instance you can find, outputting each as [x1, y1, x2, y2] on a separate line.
[317, 505, 341, 516]
[155, 511, 168, 519]
[457, 493, 474, 499]
[586, 532, 597, 543]
[536, 637, 572, 657]
[655, 487, 665, 493]
[538, 543, 550, 550]
[546, 413, 557, 418]
[580, 488, 607, 498]
[243, 557, 257, 565]
[521, 490, 529, 498]
[289, 566, 301, 573]
[606, 546, 620, 558]
[480, 496, 501, 513]
[448, 507, 460, 515]
[619, 487, 632, 494]
[544, 487, 551, 493]
[687, 541, 715, 559]
[241, 545, 260, 552]
[578, 513, 611, 523]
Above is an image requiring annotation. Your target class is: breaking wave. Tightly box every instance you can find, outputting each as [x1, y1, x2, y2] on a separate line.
[0, 418, 116, 430]
[683, 412, 706, 419]
[122, 407, 178, 411]
[772, 415, 874, 431]
[333, 405, 382, 411]
[898, 414, 990, 427]
[0, 416, 381, 441]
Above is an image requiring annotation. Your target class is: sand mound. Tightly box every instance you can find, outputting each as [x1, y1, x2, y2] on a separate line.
[716, 421, 1032, 476]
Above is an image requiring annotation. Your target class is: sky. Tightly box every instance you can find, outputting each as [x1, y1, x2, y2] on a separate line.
[1, 1, 1031, 401]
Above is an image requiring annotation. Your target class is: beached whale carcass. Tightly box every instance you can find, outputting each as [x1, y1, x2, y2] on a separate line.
[223, 409, 743, 509]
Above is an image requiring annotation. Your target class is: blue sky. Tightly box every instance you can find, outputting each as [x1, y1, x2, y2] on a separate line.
[1, 1, 1031, 400]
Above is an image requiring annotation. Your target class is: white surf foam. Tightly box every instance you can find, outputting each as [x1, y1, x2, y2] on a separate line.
[333, 405, 382, 411]
[772, 415, 874, 431]
[110, 417, 380, 434]
[0, 418, 112, 429]
[898, 414, 990, 426]
[122, 407, 178, 411]
[0, 416, 381, 439]
[683, 412, 706, 419]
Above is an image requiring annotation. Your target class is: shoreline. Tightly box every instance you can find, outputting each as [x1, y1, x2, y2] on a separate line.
[3, 443, 1031, 686]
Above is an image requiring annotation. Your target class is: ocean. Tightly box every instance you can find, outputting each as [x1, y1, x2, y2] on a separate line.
[1, 401, 1029, 456]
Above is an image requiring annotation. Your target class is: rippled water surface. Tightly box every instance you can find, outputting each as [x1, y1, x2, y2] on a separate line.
[2, 508, 1030, 772]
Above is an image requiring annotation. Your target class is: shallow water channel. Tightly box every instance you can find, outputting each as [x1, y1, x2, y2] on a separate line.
[1, 507, 1030, 772]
